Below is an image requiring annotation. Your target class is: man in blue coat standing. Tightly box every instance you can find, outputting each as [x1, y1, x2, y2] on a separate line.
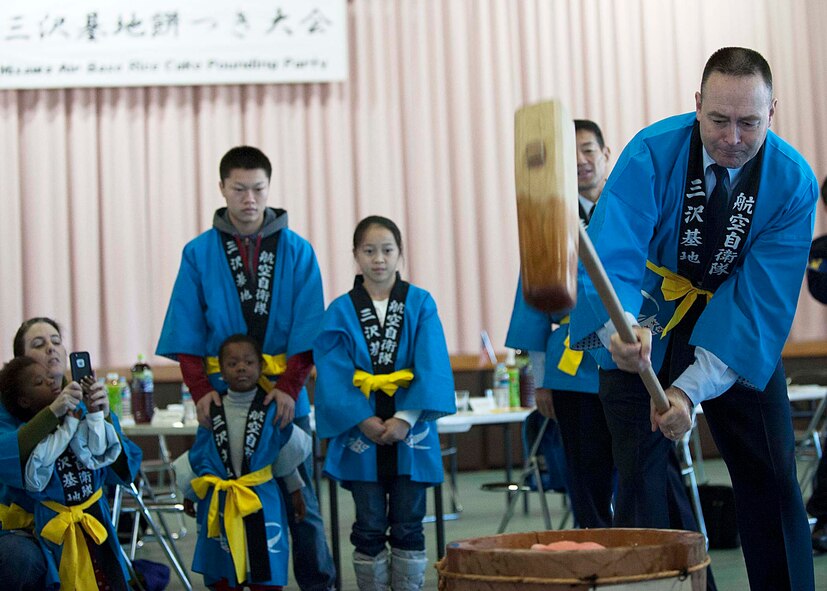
[571, 47, 817, 591]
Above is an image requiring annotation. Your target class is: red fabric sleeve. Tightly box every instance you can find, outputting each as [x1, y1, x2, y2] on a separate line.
[178, 354, 215, 402]
[274, 350, 314, 400]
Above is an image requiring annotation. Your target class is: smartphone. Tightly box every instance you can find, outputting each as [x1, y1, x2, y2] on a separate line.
[69, 351, 94, 384]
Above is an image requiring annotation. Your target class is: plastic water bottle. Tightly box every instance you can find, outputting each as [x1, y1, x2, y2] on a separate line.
[130, 354, 155, 424]
[493, 362, 510, 408]
[105, 372, 122, 417]
[181, 383, 196, 424]
[118, 376, 133, 423]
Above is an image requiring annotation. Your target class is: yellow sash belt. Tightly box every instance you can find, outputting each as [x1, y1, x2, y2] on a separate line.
[0, 503, 34, 530]
[40, 488, 107, 591]
[352, 369, 415, 399]
[191, 464, 273, 584]
[206, 353, 287, 392]
[556, 316, 584, 377]
[646, 261, 714, 337]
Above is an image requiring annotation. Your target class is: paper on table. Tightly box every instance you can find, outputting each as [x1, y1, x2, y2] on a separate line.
[468, 396, 495, 413]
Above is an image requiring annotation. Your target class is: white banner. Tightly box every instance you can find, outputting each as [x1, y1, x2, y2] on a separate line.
[0, 0, 347, 89]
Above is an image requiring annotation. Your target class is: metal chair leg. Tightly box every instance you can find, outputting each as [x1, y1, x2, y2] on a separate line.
[124, 483, 193, 591]
[496, 481, 524, 533]
[119, 544, 147, 591]
[689, 425, 706, 483]
[129, 508, 142, 561]
[434, 484, 446, 559]
[532, 461, 552, 530]
[328, 477, 341, 591]
[496, 417, 552, 533]
[111, 484, 123, 528]
[679, 431, 708, 544]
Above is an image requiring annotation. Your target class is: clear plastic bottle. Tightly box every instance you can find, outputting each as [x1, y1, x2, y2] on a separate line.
[105, 372, 122, 417]
[130, 354, 155, 424]
[118, 376, 133, 423]
[493, 362, 510, 408]
[181, 382, 196, 423]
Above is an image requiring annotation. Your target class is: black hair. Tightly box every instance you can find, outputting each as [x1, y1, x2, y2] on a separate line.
[218, 334, 263, 366]
[0, 356, 40, 422]
[352, 216, 403, 256]
[13, 317, 62, 357]
[701, 47, 772, 96]
[821, 176, 826, 209]
[574, 119, 606, 149]
[219, 146, 272, 182]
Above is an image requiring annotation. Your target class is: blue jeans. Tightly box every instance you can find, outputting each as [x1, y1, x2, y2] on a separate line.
[277, 415, 336, 591]
[0, 531, 47, 591]
[349, 476, 427, 557]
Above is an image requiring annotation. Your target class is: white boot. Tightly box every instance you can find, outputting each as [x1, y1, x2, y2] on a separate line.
[353, 548, 390, 591]
[390, 548, 428, 591]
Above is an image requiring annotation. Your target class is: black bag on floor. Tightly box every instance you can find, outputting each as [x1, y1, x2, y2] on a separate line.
[698, 484, 740, 549]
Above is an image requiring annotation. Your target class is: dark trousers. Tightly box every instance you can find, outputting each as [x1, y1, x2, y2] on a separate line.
[551, 390, 615, 528]
[0, 532, 46, 591]
[277, 415, 336, 591]
[600, 370, 718, 589]
[702, 363, 813, 591]
[599, 370, 705, 531]
[600, 364, 813, 591]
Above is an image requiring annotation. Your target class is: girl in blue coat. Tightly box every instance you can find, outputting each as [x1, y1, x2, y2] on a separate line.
[314, 216, 455, 590]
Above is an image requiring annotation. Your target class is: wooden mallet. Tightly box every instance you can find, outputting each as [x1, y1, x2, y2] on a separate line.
[514, 100, 669, 412]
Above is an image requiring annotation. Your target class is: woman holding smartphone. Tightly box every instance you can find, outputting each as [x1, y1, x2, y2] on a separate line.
[1, 317, 142, 590]
[0, 317, 69, 589]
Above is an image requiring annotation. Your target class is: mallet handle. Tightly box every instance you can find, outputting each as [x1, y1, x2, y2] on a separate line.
[577, 224, 670, 412]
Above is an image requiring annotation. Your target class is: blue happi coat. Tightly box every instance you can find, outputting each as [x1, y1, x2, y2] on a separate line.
[0, 405, 60, 589]
[187, 401, 293, 587]
[506, 277, 599, 394]
[570, 113, 818, 398]
[26, 410, 142, 586]
[156, 212, 324, 418]
[313, 283, 455, 486]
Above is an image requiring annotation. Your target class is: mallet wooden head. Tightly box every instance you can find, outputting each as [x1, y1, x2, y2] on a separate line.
[514, 100, 579, 313]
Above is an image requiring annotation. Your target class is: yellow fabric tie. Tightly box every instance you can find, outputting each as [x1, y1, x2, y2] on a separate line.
[352, 369, 415, 399]
[40, 488, 107, 591]
[556, 316, 584, 377]
[206, 353, 287, 392]
[646, 261, 714, 338]
[191, 464, 273, 584]
[0, 503, 34, 530]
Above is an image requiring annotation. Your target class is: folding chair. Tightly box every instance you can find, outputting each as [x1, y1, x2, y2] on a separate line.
[482, 410, 571, 533]
[794, 390, 827, 499]
[111, 481, 193, 591]
[137, 434, 189, 540]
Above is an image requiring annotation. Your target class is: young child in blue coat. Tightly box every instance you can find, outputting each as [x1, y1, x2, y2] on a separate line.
[175, 334, 311, 591]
